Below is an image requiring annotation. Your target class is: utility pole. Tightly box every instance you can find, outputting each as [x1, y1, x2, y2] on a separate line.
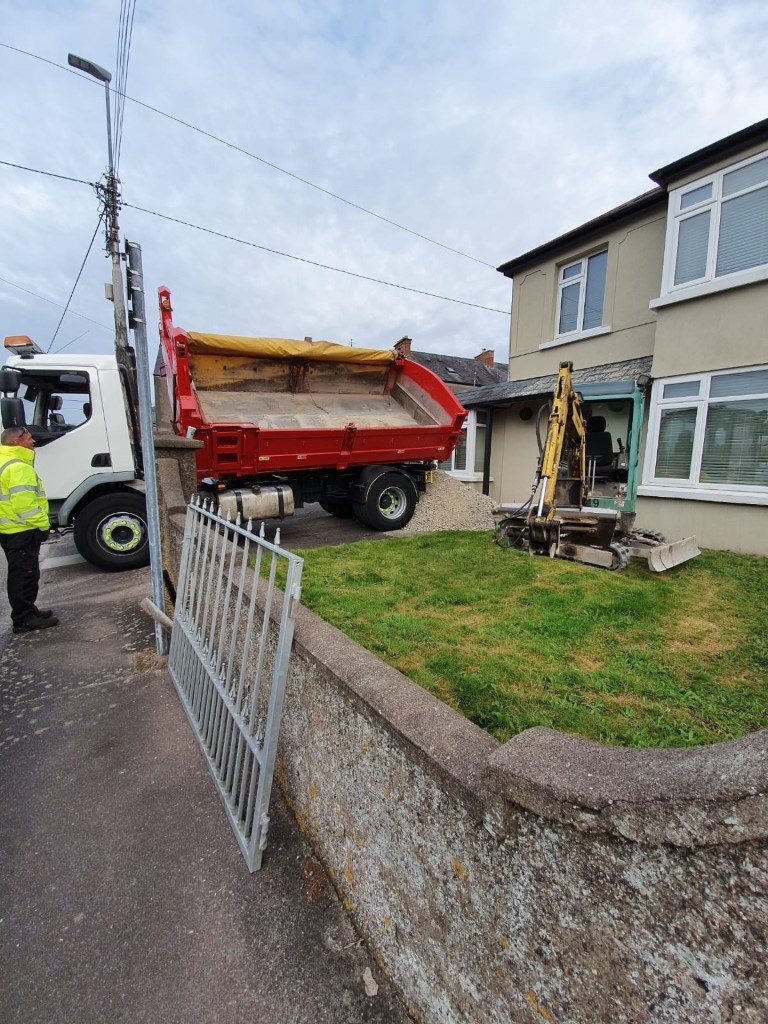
[67, 53, 130, 354]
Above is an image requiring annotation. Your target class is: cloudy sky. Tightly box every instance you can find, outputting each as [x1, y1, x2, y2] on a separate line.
[2, 0, 768, 364]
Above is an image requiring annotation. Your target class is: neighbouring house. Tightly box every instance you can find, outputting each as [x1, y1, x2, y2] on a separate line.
[393, 336, 507, 484]
[460, 118, 768, 556]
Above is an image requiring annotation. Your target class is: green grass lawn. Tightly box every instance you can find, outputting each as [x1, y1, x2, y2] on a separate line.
[292, 531, 768, 748]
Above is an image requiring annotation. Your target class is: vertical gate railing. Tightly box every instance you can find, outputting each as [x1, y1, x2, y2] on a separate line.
[168, 499, 303, 871]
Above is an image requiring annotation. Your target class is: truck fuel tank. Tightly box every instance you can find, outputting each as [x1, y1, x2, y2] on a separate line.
[216, 484, 295, 522]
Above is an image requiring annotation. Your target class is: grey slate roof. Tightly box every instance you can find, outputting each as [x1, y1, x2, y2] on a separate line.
[458, 355, 653, 408]
[408, 349, 508, 388]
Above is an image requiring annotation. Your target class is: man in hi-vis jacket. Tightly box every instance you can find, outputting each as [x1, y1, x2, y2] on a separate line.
[0, 426, 58, 633]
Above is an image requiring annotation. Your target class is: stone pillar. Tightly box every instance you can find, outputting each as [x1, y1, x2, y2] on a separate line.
[153, 430, 203, 594]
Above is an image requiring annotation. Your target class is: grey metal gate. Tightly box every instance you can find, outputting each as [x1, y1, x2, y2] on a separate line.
[168, 499, 303, 871]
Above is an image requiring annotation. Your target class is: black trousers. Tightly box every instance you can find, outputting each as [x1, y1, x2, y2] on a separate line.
[0, 531, 43, 627]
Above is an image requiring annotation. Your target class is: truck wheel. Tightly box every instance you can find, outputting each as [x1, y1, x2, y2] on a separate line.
[318, 498, 356, 519]
[354, 472, 417, 531]
[73, 492, 150, 571]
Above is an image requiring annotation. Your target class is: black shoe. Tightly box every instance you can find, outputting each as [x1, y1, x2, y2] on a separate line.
[34, 608, 54, 618]
[13, 615, 60, 634]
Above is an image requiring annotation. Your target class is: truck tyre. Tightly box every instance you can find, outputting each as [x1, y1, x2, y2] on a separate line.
[73, 492, 150, 571]
[318, 498, 356, 519]
[354, 472, 417, 531]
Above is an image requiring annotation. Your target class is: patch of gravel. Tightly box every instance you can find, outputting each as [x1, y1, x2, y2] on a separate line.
[389, 470, 496, 536]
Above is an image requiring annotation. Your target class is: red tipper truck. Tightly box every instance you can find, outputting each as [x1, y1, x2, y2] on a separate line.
[158, 288, 467, 530]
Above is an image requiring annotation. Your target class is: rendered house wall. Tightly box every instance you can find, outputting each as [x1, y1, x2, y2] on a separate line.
[507, 208, 665, 378]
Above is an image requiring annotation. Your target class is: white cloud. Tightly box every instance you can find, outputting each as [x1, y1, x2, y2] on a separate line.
[1, 0, 767, 362]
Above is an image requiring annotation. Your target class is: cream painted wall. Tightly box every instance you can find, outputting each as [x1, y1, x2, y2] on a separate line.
[505, 207, 665, 380]
[483, 403, 543, 504]
[651, 280, 768, 378]
[636, 496, 768, 556]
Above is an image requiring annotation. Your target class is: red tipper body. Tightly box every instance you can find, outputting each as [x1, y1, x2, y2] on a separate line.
[158, 287, 467, 483]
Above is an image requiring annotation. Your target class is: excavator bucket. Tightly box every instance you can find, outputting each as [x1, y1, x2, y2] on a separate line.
[642, 536, 701, 572]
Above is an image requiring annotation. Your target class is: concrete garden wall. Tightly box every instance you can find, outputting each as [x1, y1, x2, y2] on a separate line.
[156, 447, 767, 1024]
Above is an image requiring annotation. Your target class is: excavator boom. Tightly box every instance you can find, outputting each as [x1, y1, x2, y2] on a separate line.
[537, 362, 587, 514]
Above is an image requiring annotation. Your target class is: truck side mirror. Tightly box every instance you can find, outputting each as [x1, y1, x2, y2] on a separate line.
[0, 367, 22, 396]
[0, 397, 26, 429]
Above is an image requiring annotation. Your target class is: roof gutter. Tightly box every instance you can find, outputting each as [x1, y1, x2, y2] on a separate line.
[496, 188, 666, 279]
[650, 116, 768, 187]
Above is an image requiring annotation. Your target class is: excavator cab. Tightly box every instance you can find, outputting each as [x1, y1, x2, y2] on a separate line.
[578, 380, 643, 514]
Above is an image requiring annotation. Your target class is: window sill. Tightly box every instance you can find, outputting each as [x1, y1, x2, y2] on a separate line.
[650, 265, 768, 309]
[538, 325, 612, 350]
[637, 484, 768, 506]
[446, 471, 490, 484]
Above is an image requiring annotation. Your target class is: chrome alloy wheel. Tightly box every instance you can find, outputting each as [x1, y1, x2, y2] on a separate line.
[377, 485, 409, 521]
[96, 511, 147, 554]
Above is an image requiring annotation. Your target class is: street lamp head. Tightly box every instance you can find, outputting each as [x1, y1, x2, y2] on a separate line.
[68, 53, 112, 84]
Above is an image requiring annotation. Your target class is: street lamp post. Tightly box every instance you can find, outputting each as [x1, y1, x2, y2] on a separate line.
[67, 53, 129, 352]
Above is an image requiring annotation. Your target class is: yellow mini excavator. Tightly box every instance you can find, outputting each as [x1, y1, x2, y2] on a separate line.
[494, 361, 700, 571]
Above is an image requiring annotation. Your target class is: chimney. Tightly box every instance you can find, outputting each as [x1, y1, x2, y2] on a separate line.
[394, 336, 412, 356]
[474, 348, 494, 367]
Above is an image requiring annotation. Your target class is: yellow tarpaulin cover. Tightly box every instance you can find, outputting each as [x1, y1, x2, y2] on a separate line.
[186, 332, 396, 365]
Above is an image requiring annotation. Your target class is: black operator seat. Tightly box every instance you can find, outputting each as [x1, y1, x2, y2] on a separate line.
[585, 415, 614, 479]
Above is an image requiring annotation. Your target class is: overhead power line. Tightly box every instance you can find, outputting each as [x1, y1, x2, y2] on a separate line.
[0, 158, 93, 186]
[47, 213, 106, 351]
[0, 41, 496, 269]
[0, 274, 112, 331]
[53, 329, 92, 355]
[0, 157, 507, 314]
[113, 0, 137, 171]
[123, 201, 510, 315]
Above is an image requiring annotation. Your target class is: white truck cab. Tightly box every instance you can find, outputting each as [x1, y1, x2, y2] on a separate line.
[1, 337, 148, 570]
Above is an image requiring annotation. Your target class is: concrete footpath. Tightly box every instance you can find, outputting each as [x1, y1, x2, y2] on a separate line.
[0, 536, 408, 1024]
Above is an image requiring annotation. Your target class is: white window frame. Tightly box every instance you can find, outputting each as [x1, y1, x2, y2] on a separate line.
[640, 365, 768, 504]
[657, 147, 768, 303]
[554, 249, 608, 339]
[440, 409, 489, 482]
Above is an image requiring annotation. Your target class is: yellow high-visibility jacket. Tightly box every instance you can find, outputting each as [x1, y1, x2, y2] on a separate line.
[0, 444, 50, 535]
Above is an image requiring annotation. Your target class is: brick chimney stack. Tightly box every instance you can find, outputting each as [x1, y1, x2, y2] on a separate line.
[394, 336, 412, 356]
[474, 348, 494, 367]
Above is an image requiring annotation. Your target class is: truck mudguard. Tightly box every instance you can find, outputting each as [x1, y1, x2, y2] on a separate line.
[56, 472, 143, 526]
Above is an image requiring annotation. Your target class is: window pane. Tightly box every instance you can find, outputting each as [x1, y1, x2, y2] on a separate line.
[583, 250, 607, 330]
[674, 210, 711, 284]
[715, 186, 768, 277]
[654, 407, 697, 479]
[558, 282, 580, 334]
[699, 400, 768, 486]
[474, 424, 486, 473]
[452, 430, 467, 471]
[680, 183, 712, 210]
[710, 368, 768, 398]
[562, 263, 582, 280]
[663, 380, 700, 399]
[722, 155, 768, 197]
